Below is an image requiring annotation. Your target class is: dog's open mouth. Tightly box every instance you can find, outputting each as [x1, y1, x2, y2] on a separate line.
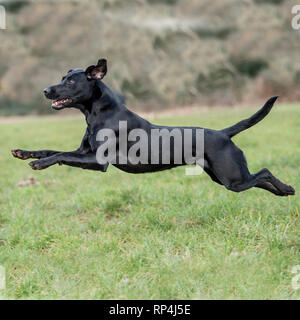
[52, 98, 72, 109]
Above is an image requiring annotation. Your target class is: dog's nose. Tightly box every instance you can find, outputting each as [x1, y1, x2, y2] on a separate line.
[43, 87, 51, 96]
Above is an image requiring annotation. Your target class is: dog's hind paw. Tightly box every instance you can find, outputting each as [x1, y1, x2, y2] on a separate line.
[280, 184, 296, 196]
[286, 185, 295, 196]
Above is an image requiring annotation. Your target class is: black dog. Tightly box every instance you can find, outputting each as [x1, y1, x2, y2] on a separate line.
[12, 58, 295, 196]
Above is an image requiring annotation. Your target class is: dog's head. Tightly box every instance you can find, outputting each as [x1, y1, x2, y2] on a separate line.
[43, 59, 107, 110]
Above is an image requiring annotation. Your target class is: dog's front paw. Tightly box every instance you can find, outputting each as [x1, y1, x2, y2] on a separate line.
[11, 149, 32, 160]
[29, 159, 49, 170]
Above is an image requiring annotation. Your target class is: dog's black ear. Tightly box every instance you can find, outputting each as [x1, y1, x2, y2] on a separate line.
[68, 69, 73, 73]
[85, 59, 107, 80]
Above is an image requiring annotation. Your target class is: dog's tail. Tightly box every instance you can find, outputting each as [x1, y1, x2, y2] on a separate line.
[221, 96, 278, 138]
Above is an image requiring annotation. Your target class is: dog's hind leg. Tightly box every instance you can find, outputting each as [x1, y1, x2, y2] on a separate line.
[204, 160, 223, 185]
[219, 167, 295, 196]
[206, 139, 256, 192]
[253, 168, 295, 196]
[255, 181, 285, 196]
[205, 138, 295, 196]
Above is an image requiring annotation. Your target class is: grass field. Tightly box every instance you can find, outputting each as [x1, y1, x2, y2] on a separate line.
[0, 102, 300, 299]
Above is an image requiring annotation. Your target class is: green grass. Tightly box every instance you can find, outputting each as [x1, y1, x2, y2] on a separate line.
[0, 103, 300, 299]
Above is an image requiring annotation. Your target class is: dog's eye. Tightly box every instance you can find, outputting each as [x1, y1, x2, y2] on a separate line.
[66, 79, 75, 84]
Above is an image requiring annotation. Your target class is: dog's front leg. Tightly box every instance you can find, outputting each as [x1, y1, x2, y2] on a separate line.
[11, 149, 62, 160]
[12, 129, 91, 160]
[29, 152, 108, 172]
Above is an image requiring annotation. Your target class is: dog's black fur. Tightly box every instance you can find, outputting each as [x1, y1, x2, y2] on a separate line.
[12, 59, 295, 196]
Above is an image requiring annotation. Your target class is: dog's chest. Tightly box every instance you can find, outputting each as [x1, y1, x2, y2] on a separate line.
[86, 121, 109, 152]
[84, 124, 97, 152]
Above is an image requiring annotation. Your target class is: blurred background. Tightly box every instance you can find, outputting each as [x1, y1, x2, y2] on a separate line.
[0, 0, 300, 115]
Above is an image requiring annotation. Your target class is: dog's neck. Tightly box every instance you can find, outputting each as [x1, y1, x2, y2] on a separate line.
[79, 80, 124, 126]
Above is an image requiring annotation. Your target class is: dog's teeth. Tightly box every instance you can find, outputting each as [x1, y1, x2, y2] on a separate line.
[52, 98, 71, 108]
